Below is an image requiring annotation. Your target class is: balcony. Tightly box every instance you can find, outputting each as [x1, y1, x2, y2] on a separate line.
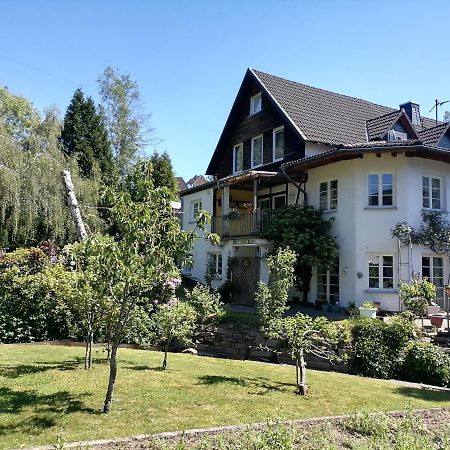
[212, 209, 273, 238]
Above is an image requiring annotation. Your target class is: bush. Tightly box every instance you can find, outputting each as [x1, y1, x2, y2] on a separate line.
[399, 341, 450, 387]
[0, 248, 80, 343]
[351, 315, 417, 379]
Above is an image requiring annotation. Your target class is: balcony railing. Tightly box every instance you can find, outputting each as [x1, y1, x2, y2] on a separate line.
[212, 210, 273, 237]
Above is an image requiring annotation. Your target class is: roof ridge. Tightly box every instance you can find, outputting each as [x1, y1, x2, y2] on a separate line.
[366, 109, 402, 123]
[251, 68, 398, 113]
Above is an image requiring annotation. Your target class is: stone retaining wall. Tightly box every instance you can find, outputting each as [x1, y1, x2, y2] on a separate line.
[195, 322, 351, 373]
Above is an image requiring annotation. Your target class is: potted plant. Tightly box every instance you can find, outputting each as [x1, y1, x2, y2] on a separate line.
[359, 301, 377, 319]
[347, 301, 359, 317]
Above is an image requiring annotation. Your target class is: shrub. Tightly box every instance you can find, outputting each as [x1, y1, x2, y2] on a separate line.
[351, 315, 417, 379]
[0, 262, 80, 343]
[399, 341, 450, 387]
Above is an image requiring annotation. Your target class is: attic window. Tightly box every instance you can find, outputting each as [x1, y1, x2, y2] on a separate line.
[387, 130, 408, 141]
[250, 92, 262, 115]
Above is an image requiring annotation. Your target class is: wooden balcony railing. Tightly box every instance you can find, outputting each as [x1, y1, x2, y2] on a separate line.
[212, 210, 273, 237]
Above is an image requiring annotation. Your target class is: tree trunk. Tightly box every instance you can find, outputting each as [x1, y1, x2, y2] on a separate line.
[295, 354, 300, 394]
[61, 169, 87, 241]
[162, 341, 169, 370]
[106, 341, 111, 362]
[103, 341, 118, 414]
[298, 349, 308, 395]
[88, 329, 94, 369]
[84, 334, 90, 370]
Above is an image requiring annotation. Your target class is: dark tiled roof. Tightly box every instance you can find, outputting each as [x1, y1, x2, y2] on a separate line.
[366, 111, 403, 140]
[176, 177, 187, 191]
[418, 123, 450, 146]
[252, 69, 439, 145]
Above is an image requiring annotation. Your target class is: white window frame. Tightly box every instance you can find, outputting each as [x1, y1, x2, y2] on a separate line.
[422, 255, 444, 304]
[317, 257, 339, 305]
[250, 92, 262, 115]
[191, 200, 202, 221]
[272, 126, 284, 162]
[207, 253, 223, 279]
[232, 142, 243, 174]
[251, 134, 264, 168]
[368, 254, 394, 289]
[367, 172, 394, 208]
[422, 176, 442, 210]
[319, 179, 338, 211]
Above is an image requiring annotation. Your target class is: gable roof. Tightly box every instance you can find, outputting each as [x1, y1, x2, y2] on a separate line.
[252, 69, 438, 145]
[418, 122, 450, 146]
[176, 177, 187, 192]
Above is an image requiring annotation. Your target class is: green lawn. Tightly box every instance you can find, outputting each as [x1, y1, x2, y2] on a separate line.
[1, 345, 450, 449]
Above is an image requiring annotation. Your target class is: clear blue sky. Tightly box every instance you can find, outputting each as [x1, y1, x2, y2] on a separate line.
[1, 0, 449, 179]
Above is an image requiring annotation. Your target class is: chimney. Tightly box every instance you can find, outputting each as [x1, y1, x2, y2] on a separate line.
[399, 101, 421, 128]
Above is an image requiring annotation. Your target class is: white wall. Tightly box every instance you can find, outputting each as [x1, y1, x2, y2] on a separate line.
[305, 153, 450, 310]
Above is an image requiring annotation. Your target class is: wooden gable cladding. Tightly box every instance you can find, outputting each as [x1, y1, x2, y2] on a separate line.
[207, 70, 305, 178]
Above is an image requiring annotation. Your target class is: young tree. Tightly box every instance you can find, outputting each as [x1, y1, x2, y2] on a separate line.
[262, 205, 338, 302]
[153, 299, 197, 370]
[256, 248, 338, 395]
[62, 89, 114, 181]
[78, 161, 217, 413]
[97, 66, 151, 176]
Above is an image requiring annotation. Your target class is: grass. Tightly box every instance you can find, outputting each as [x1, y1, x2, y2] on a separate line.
[1, 345, 450, 449]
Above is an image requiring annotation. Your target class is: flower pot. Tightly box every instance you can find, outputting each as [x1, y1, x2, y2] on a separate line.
[359, 307, 377, 319]
[430, 314, 445, 328]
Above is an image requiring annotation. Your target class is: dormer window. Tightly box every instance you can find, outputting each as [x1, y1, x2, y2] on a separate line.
[387, 130, 408, 141]
[250, 92, 262, 115]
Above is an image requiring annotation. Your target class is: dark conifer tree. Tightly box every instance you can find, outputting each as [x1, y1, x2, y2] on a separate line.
[62, 89, 114, 181]
[150, 151, 178, 199]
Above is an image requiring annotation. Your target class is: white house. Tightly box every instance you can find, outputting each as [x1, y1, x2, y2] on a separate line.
[181, 68, 450, 311]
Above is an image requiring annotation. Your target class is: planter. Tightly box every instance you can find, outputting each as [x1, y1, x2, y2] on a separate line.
[430, 314, 445, 328]
[359, 307, 377, 319]
[321, 303, 330, 312]
[330, 305, 341, 313]
[427, 305, 441, 317]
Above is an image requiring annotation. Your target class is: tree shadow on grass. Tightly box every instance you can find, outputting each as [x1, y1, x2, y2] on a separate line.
[395, 386, 450, 402]
[0, 386, 98, 436]
[0, 356, 85, 378]
[197, 375, 293, 395]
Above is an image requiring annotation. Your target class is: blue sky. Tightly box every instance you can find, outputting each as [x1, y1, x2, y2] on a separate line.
[1, 0, 449, 179]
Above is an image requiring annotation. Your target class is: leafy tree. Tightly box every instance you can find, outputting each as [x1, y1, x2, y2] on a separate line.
[256, 248, 338, 395]
[62, 89, 114, 181]
[262, 205, 338, 301]
[76, 161, 218, 413]
[149, 151, 178, 198]
[153, 300, 197, 370]
[0, 86, 40, 142]
[184, 284, 225, 327]
[0, 98, 102, 248]
[97, 66, 151, 176]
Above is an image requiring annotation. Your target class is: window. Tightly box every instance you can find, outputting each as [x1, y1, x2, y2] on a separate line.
[273, 194, 286, 209]
[319, 180, 338, 211]
[250, 92, 262, 115]
[258, 198, 271, 210]
[423, 176, 441, 210]
[191, 200, 202, 220]
[368, 254, 394, 289]
[208, 253, 223, 278]
[422, 256, 444, 304]
[368, 173, 393, 207]
[317, 257, 339, 304]
[233, 143, 243, 173]
[251, 135, 263, 167]
[273, 126, 284, 161]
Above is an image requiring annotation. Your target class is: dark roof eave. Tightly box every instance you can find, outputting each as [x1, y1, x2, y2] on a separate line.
[283, 143, 450, 172]
[180, 180, 216, 197]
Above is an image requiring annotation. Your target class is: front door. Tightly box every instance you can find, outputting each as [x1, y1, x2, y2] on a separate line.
[231, 256, 260, 305]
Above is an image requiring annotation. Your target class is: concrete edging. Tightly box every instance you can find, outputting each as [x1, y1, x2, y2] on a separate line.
[17, 407, 449, 450]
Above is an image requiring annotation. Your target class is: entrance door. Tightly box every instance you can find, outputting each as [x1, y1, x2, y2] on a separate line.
[231, 256, 260, 305]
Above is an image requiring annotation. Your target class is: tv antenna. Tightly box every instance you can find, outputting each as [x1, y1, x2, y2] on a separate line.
[429, 99, 450, 125]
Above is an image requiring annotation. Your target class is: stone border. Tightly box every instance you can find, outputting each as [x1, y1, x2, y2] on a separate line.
[16, 407, 448, 450]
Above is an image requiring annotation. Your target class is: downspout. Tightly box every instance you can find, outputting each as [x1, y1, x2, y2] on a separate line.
[280, 162, 307, 205]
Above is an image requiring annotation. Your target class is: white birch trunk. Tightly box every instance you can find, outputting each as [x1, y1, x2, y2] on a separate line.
[61, 170, 87, 240]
